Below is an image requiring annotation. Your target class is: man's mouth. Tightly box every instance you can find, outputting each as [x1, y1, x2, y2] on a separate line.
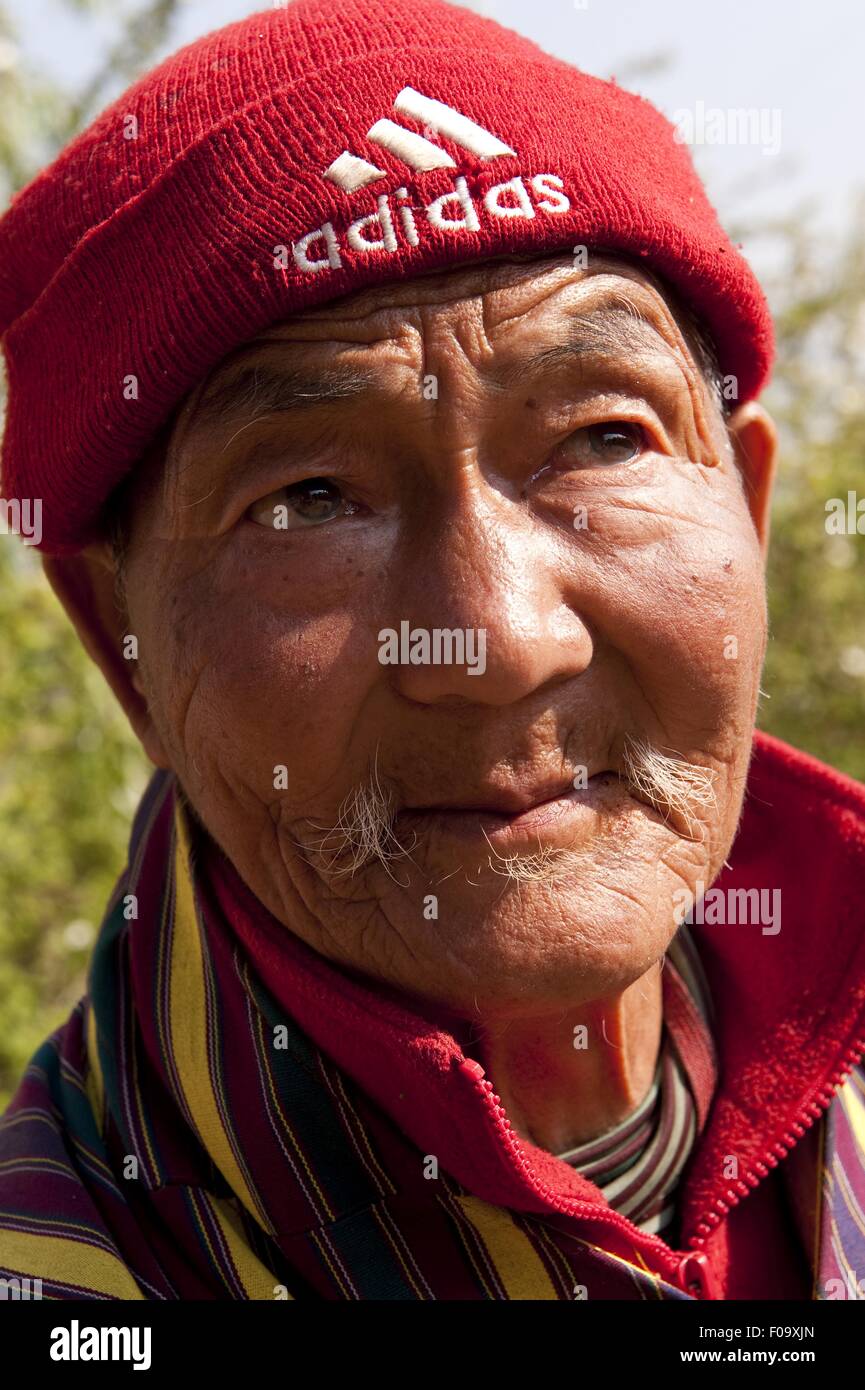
[397, 772, 623, 848]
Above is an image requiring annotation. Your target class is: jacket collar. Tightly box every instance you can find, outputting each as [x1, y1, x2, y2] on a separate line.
[201, 731, 865, 1257]
[677, 730, 865, 1238]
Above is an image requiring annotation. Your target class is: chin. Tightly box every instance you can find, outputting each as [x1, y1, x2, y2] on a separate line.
[370, 874, 682, 1021]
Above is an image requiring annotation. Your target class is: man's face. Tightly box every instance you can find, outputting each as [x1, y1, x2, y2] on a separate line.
[118, 252, 772, 1021]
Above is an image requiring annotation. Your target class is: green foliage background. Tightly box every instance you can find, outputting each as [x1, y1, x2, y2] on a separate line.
[0, 2, 863, 1106]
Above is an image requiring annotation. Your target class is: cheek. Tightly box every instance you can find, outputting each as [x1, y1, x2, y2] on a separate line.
[139, 558, 383, 808]
[563, 471, 766, 739]
[628, 532, 765, 700]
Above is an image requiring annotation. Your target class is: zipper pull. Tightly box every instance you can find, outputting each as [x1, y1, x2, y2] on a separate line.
[676, 1251, 715, 1299]
[459, 1058, 486, 1081]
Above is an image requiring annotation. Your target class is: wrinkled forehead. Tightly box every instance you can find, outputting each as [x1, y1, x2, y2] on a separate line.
[253, 249, 680, 336]
[179, 248, 708, 436]
[118, 248, 713, 536]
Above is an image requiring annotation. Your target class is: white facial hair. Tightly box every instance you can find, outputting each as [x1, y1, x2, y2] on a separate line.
[296, 737, 717, 888]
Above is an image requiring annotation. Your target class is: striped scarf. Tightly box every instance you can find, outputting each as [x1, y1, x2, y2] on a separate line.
[557, 928, 718, 1245]
[1, 768, 863, 1300]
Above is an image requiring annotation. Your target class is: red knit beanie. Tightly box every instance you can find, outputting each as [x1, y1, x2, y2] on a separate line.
[0, 0, 774, 555]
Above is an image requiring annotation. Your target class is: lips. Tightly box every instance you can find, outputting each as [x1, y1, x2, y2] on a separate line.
[398, 772, 621, 848]
[404, 771, 612, 818]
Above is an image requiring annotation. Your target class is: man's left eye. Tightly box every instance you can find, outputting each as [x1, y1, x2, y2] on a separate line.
[555, 420, 646, 468]
[246, 477, 359, 529]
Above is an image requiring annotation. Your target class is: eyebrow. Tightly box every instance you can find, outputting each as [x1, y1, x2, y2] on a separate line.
[495, 306, 680, 392]
[193, 361, 381, 426]
[192, 303, 680, 429]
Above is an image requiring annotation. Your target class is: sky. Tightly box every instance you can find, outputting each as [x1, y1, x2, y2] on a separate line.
[8, 0, 865, 278]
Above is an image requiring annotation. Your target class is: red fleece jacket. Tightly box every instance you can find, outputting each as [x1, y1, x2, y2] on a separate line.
[208, 729, 865, 1300]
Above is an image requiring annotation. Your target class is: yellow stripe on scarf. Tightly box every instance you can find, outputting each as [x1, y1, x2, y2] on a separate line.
[0, 1229, 145, 1300]
[84, 1000, 105, 1137]
[456, 1196, 558, 1299]
[839, 1075, 865, 1157]
[169, 805, 269, 1232]
[206, 1194, 291, 1300]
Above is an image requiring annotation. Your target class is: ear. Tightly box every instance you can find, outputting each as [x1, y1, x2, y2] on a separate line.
[42, 543, 171, 769]
[726, 400, 778, 558]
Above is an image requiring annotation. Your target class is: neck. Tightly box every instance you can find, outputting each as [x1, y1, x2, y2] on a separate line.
[471, 961, 664, 1154]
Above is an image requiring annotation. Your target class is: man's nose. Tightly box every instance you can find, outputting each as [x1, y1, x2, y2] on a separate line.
[382, 481, 594, 707]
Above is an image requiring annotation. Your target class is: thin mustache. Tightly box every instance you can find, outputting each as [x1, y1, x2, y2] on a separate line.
[293, 738, 717, 883]
[620, 734, 717, 841]
[296, 745, 418, 885]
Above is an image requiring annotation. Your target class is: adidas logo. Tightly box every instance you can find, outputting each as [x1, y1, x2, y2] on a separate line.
[322, 86, 516, 193]
[282, 86, 571, 276]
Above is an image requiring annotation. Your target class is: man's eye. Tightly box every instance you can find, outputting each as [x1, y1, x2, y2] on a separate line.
[246, 477, 358, 529]
[555, 421, 646, 468]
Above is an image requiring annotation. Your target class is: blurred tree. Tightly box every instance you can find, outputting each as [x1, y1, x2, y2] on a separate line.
[0, 0, 177, 1106]
[758, 206, 865, 780]
[0, 538, 150, 1107]
[0, 3, 863, 1105]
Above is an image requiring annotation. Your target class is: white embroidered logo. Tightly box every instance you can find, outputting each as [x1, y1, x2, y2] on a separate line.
[322, 86, 516, 192]
[287, 85, 571, 275]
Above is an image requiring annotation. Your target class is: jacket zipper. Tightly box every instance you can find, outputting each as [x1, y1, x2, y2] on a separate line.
[460, 1032, 865, 1299]
[682, 1035, 865, 1261]
[460, 1058, 702, 1291]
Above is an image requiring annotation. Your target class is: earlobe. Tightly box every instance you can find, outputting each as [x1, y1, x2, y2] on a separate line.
[41, 547, 172, 770]
[726, 401, 778, 557]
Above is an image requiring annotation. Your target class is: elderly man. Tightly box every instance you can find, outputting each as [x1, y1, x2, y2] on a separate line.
[1, 0, 864, 1305]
